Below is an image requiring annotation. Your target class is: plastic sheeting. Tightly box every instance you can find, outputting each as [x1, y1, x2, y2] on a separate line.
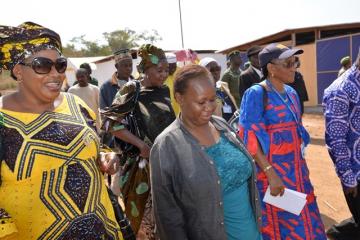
[352, 34, 360, 62]
[316, 36, 350, 72]
[316, 34, 360, 103]
[317, 72, 338, 103]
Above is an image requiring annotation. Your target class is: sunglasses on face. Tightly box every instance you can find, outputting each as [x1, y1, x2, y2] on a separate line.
[210, 66, 221, 72]
[270, 59, 299, 69]
[20, 57, 68, 74]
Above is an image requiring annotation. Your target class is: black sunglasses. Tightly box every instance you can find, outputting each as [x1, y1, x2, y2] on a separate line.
[20, 57, 67, 74]
[270, 59, 299, 69]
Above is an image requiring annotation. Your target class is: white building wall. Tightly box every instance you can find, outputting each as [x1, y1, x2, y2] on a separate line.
[65, 57, 108, 86]
[65, 61, 77, 86]
[94, 58, 141, 86]
[93, 61, 116, 86]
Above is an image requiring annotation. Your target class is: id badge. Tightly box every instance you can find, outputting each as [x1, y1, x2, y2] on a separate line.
[223, 104, 232, 113]
[301, 142, 306, 158]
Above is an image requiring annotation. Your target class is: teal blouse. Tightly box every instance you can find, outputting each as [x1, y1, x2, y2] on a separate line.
[206, 134, 262, 240]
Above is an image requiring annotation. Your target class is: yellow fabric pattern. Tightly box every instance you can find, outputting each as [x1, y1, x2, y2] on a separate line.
[0, 93, 123, 240]
[1, 38, 51, 66]
[164, 73, 180, 116]
[0, 210, 17, 239]
[0, 22, 62, 71]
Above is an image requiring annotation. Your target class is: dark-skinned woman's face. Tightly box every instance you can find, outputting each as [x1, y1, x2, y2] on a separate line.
[268, 56, 297, 84]
[168, 63, 177, 75]
[13, 49, 65, 103]
[144, 61, 169, 87]
[176, 77, 217, 126]
[205, 61, 221, 83]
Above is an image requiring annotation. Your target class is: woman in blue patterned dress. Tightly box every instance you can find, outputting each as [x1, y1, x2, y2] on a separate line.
[238, 43, 326, 239]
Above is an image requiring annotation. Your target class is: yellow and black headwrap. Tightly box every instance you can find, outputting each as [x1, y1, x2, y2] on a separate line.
[137, 44, 166, 73]
[0, 22, 62, 72]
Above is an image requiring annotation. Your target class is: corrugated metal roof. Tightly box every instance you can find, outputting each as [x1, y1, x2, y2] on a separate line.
[217, 22, 360, 54]
[68, 56, 110, 69]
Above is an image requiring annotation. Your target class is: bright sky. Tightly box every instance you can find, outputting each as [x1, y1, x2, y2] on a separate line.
[1, 0, 359, 51]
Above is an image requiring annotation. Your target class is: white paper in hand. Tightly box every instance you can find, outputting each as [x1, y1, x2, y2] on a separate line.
[263, 187, 307, 215]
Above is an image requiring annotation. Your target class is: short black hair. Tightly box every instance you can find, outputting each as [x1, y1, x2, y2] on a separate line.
[76, 68, 88, 76]
[79, 63, 91, 74]
[174, 64, 213, 95]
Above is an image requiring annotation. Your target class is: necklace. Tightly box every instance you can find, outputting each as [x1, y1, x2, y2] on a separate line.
[279, 92, 288, 102]
[266, 80, 299, 124]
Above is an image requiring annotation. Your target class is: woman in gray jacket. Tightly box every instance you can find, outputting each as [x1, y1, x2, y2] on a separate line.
[150, 64, 262, 240]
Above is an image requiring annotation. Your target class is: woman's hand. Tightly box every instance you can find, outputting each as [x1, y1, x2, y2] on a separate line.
[252, 141, 285, 196]
[138, 141, 151, 158]
[112, 129, 150, 158]
[266, 169, 285, 196]
[98, 152, 120, 175]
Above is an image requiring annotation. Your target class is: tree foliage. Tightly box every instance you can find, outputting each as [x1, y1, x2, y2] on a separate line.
[63, 35, 111, 57]
[103, 28, 138, 52]
[63, 28, 162, 57]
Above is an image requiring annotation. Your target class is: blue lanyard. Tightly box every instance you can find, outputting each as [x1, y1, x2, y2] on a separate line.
[265, 80, 307, 155]
[265, 80, 300, 125]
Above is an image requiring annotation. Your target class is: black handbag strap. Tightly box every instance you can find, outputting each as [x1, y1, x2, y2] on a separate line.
[0, 119, 3, 186]
[228, 82, 268, 130]
[107, 188, 136, 240]
[256, 81, 268, 115]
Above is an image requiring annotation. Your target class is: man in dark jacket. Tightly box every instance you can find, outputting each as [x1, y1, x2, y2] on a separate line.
[239, 46, 263, 105]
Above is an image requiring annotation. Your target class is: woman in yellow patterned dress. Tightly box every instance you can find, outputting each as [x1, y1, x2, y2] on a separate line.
[0, 22, 123, 240]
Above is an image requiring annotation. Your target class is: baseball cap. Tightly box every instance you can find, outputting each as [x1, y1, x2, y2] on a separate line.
[259, 43, 303, 68]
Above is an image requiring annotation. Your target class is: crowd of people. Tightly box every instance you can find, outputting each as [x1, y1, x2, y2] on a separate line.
[0, 22, 359, 240]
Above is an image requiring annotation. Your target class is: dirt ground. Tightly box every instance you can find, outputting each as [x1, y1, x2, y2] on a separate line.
[302, 113, 351, 230]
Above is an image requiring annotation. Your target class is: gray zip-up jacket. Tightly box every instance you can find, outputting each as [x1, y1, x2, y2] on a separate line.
[150, 116, 261, 240]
